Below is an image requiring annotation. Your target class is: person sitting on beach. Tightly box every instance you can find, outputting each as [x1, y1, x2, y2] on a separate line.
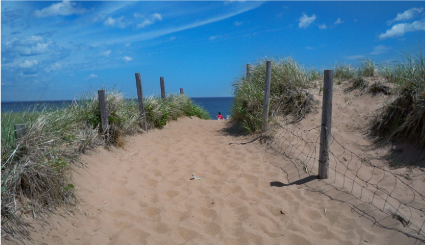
[217, 112, 224, 120]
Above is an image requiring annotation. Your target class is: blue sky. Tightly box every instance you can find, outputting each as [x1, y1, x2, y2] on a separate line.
[2, 1, 425, 102]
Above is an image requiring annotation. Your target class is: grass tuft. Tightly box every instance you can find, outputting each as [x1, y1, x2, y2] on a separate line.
[370, 52, 425, 149]
[231, 57, 319, 133]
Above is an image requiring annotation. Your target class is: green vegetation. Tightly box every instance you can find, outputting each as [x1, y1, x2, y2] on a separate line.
[334, 59, 376, 85]
[231, 53, 424, 149]
[231, 57, 321, 133]
[1, 91, 209, 240]
[370, 52, 425, 148]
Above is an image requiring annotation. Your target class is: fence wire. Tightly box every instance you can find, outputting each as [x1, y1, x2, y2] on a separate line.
[259, 120, 425, 243]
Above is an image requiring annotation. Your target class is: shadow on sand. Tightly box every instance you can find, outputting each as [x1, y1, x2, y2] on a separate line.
[218, 121, 250, 137]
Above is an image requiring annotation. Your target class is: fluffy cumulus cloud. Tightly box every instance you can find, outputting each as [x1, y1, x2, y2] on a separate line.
[299, 13, 316, 28]
[379, 19, 425, 39]
[388, 7, 423, 24]
[34, 0, 87, 18]
[124, 56, 133, 62]
[223, 0, 246, 5]
[136, 13, 162, 29]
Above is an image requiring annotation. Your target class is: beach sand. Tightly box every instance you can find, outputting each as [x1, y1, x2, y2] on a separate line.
[3, 82, 425, 245]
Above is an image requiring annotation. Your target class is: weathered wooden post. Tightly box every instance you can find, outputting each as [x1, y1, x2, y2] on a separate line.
[180, 88, 184, 94]
[318, 70, 334, 179]
[262, 60, 271, 132]
[246, 64, 251, 80]
[98, 90, 109, 133]
[14, 124, 27, 139]
[160, 77, 165, 99]
[135, 73, 147, 131]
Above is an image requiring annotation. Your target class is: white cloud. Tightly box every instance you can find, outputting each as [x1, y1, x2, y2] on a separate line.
[104, 16, 128, 28]
[223, 0, 245, 5]
[124, 56, 133, 62]
[11, 36, 52, 56]
[234, 21, 244, 26]
[19, 60, 39, 68]
[370, 45, 391, 55]
[34, 0, 87, 18]
[335, 18, 343, 25]
[104, 17, 116, 26]
[379, 19, 425, 39]
[299, 13, 316, 28]
[209, 36, 218, 40]
[170, 36, 176, 40]
[88, 74, 98, 78]
[136, 13, 162, 29]
[388, 7, 423, 24]
[125, 43, 131, 47]
[319, 24, 327, 30]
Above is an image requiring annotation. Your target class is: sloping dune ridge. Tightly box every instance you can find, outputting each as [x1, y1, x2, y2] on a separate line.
[4, 83, 425, 245]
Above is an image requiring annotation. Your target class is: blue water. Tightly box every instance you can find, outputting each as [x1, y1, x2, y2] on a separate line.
[191, 97, 234, 120]
[1, 97, 234, 120]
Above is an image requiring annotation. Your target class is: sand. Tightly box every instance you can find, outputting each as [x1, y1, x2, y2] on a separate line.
[3, 82, 425, 245]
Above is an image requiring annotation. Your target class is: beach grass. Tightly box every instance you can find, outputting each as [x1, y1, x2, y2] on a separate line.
[370, 52, 425, 148]
[231, 57, 320, 133]
[1, 91, 209, 241]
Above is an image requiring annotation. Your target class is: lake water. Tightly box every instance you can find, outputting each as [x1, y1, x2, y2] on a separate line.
[1, 97, 234, 120]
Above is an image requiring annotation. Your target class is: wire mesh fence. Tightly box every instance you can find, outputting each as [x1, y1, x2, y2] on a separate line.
[259, 120, 425, 242]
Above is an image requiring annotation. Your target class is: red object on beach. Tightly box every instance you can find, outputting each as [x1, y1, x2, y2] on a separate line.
[217, 114, 224, 120]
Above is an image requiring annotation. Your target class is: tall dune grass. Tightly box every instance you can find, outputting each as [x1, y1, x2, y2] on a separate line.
[1, 91, 209, 241]
[231, 57, 320, 132]
[370, 52, 425, 148]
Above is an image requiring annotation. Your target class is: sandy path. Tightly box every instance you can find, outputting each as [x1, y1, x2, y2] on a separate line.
[5, 116, 422, 244]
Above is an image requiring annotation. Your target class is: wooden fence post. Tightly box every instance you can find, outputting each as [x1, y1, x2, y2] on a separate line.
[246, 64, 251, 80]
[262, 60, 271, 132]
[180, 88, 184, 94]
[14, 124, 27, 139]
[135, 73, 148, 131]
[160, 77, 165, 99]
[98, 90, 109, 133]
[318, 70, 334, 179]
